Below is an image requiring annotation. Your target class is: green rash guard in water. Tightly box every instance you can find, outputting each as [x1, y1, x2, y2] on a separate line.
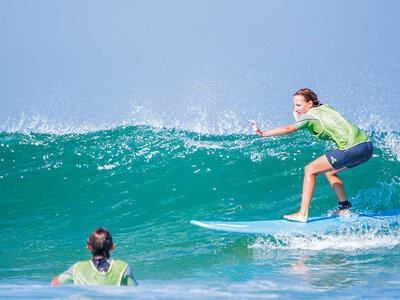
[57, 259, 137, 286]
[294, 105, 371, 150]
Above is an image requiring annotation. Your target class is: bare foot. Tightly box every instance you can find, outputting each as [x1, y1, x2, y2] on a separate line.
[283, 212, 308, 223]
[328, 209, 352, 218]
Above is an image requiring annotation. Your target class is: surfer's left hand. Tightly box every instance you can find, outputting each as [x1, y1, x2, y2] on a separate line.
[249, 120, 258, 129]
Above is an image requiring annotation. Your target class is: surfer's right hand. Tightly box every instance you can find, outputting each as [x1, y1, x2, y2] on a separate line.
[293, 111, 300, 121]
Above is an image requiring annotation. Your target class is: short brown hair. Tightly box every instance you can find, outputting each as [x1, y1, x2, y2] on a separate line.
[87, 227, 113, 258]
[294, 88, 322, 107]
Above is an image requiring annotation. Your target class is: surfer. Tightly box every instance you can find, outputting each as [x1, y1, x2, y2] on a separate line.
[51, 227, 137, 286]
[249, 88, 373, 223]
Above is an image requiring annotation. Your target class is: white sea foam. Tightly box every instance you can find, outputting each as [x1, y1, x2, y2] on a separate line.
[0, 279, 316, 299]
[249, 226, 400, 253]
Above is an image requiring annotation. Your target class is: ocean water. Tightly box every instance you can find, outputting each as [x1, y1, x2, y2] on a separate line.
[1, 123, 399, 299]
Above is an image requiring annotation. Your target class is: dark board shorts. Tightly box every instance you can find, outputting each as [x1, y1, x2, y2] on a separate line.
[326, 142, 373, 170]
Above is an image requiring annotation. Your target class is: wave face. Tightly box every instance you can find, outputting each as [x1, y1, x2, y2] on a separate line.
[1, 126, 400, 298]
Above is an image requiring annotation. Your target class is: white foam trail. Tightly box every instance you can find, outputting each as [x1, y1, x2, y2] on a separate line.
[0, 279, 313, 299]
[249, 226, 400, 252]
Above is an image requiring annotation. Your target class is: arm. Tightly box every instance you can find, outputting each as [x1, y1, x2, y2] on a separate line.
[122, 276, 138, 286]
[51, 265, 74, 286]
[121, 265, 138, 286]
[51, 273, 73, 286]
[249, 120, 297, 137]
[259, 124, 297, 137]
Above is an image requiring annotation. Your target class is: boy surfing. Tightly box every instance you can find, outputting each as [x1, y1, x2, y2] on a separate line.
[250, 89, 373, 223]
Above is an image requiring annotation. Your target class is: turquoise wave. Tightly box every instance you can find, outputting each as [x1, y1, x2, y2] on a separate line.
[1, 126, 399, 287]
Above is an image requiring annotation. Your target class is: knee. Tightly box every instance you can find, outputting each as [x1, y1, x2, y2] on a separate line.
[325, 170, 339, 179]
[304, 164, 316, 176]
[326, 171, 341, 184]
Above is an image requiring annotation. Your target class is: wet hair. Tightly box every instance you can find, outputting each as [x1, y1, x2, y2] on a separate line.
[293, 88, 322, 107]
[87, 227, 113, 258]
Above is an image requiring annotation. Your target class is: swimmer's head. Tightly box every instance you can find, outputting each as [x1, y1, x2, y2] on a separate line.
[87, 227, 115, 259]
[293, 88, 322, 107]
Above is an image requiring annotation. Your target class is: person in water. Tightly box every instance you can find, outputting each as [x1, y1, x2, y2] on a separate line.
[51, 227, 137, 286]
[249, 88, 373, 223]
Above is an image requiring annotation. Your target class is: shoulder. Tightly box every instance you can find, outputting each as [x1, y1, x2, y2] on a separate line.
[295, 112, 318, 126]
[294, 111, 320, 131]
[297, 112, 318, 122]
[63, 263, 78, 276]
[75, 260, 90, 267]
[112, 260, 135, 283]
[111, 260, 131, 274]
[124, 265, 133, 276]
[111, 260, 130, 272]
[112, 259, 128, 265]
[312, 104, 337, 113]
[73, 260, 93, 273]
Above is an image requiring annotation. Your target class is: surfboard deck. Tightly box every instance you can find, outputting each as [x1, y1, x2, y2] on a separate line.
[190, 214, 398, 235]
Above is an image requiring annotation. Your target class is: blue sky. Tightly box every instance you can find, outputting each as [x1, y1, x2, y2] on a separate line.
[1, 1, 399, 133]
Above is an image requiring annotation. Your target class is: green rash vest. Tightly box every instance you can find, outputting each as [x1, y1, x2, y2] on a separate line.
[73, 260, 128, 286]
[58, 259, 137, 286]
[294, 105, 371, 150]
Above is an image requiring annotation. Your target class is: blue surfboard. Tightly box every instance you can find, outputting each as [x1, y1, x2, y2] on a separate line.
[190, 214, 399, 235]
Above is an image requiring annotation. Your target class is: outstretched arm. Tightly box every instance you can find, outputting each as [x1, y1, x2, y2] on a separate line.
[249, 120, 297, 137]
